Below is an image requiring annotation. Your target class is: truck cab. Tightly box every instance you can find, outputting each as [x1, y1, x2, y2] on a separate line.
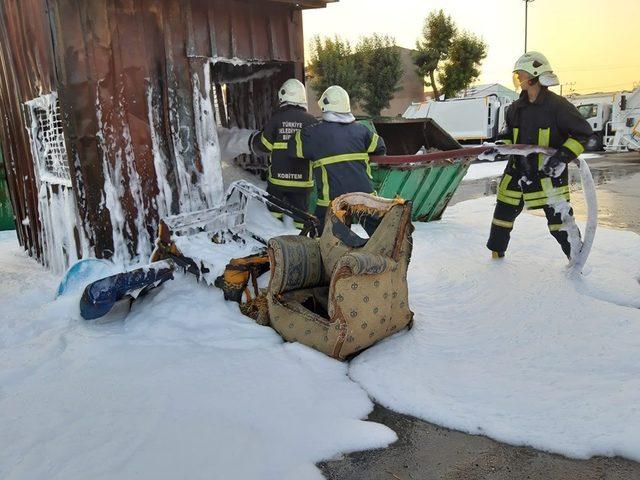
[575, 102, 611, 151]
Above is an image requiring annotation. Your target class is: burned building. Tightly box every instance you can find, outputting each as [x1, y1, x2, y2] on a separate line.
[0, 0, 334, 272]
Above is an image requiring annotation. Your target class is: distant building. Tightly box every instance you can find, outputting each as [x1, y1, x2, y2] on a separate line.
[307, 47, 426, 117]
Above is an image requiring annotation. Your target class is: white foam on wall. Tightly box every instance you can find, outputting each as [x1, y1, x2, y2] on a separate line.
[192, 61, 224, 206]
[165, 63, 207, 213]
[119, 93, 152, 261]
[146, 86, 173, 220]
[24, 92, 92, 274]
[96, 88, 129, 267]
[22, 57, 273, 271]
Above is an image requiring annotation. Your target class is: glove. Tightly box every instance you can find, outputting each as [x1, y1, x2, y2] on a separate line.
[479, 140, 511, 161]
[516, 153, 539, 185]
[477, 147, 499, 161]
[478, 146, 508, 162]
[541, 147, 574, 178]
[541, 155, 566, 178]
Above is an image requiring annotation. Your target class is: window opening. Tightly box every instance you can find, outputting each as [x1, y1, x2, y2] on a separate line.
[25, 93, 72, 187]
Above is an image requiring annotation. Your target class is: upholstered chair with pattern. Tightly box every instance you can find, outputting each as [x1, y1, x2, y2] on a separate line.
[266, 193, 414, 360]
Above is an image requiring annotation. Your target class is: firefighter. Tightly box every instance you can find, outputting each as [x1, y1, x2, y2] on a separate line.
[250, 79, 318, 227]
[487, 52, 593, 260]
[287, 85, 386, 229]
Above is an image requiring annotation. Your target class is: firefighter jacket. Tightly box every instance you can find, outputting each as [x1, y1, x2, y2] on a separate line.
[257, 105, 318, 191]
[288, 121, 386, 208]
[497, 88, 593, 209]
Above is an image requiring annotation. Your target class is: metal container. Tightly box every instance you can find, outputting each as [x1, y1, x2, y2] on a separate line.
[369, 118, 473, 221]
[372, 157, 471, 221]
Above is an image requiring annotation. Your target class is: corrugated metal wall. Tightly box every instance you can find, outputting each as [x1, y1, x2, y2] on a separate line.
[0, 0, 311, 267]
[0, 0, 56, 256]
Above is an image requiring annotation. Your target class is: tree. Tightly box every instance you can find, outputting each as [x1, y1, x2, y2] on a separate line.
[355, 34, 403, 117]
[307, 34, 404, 116]
[307, 35, 363, 105]
[413, 10, 487, 100]
[412, 10, 456, 100]
[439, 33, 487, 98]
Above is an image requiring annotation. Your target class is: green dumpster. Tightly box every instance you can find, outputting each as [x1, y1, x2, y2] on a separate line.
[368, 118, 473, 222]
[0, 147, 15, 231]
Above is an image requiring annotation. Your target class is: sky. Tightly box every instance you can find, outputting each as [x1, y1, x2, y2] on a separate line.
[303, 0, 640, 95]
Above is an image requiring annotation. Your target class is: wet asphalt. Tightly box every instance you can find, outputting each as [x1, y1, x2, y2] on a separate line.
[319, 151, 640, 480]
[453, 152, 640, 233]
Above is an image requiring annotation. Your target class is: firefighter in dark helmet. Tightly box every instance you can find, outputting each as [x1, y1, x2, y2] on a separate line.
[251, 79, 318, 227]
[487, 52, 593, 260]
[287, 85, 386, 230]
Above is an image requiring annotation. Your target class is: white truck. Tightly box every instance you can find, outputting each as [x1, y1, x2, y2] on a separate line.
[403, 95, 512, 144]
[572, 101, 612, 151]
[604, 88, 640, 152]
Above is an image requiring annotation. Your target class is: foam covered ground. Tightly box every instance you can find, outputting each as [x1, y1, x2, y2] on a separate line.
[350, 196, 640, 460]
[0, 231, 394, 480]
[2, 190, 640, 478]
[463, 160, 508, 181]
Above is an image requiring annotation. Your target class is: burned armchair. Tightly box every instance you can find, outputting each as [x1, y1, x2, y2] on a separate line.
[266, 193, 414, 360]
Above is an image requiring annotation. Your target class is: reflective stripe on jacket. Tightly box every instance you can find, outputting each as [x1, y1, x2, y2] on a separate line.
[496, 88, 593, 209]
[257, 105, 318, 190]
[288, 121, 386, 207]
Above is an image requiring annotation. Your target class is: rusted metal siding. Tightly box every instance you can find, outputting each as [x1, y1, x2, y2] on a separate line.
[0, 0, 325, 267]
[0, 0, 57, 257]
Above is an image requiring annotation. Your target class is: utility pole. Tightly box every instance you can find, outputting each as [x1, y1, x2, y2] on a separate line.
[560, 82, 575, 97]
[523, 0, 535, 53]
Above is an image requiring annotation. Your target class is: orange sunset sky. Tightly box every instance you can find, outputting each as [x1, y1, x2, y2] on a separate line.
[303, 0, 639, 95]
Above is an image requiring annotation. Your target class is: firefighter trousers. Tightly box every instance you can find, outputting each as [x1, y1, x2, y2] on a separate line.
[266, 183, 311, 229]
[487, 198, 581, 259]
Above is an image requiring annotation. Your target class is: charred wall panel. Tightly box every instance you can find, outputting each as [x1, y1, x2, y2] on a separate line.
[0, 0, 311, 268]
[0, 0, 57, 259]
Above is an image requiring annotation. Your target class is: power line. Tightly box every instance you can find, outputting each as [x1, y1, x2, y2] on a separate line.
[559, 65, 640, 73]
[571, 81, 637, 92]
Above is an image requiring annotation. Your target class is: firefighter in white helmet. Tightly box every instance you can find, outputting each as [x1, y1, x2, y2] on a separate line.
[487, 52, 593, 259]
[250, 78, 318, 225]
[287, 85, 386, 232]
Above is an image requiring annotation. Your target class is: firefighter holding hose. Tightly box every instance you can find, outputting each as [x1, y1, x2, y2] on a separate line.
[487, 52, 593, 260]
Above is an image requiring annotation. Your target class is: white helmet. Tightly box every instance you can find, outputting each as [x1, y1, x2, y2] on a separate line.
[318, 85, 351, 114]
[278, 79, 307, 108]
[513, 51, 559, 88]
